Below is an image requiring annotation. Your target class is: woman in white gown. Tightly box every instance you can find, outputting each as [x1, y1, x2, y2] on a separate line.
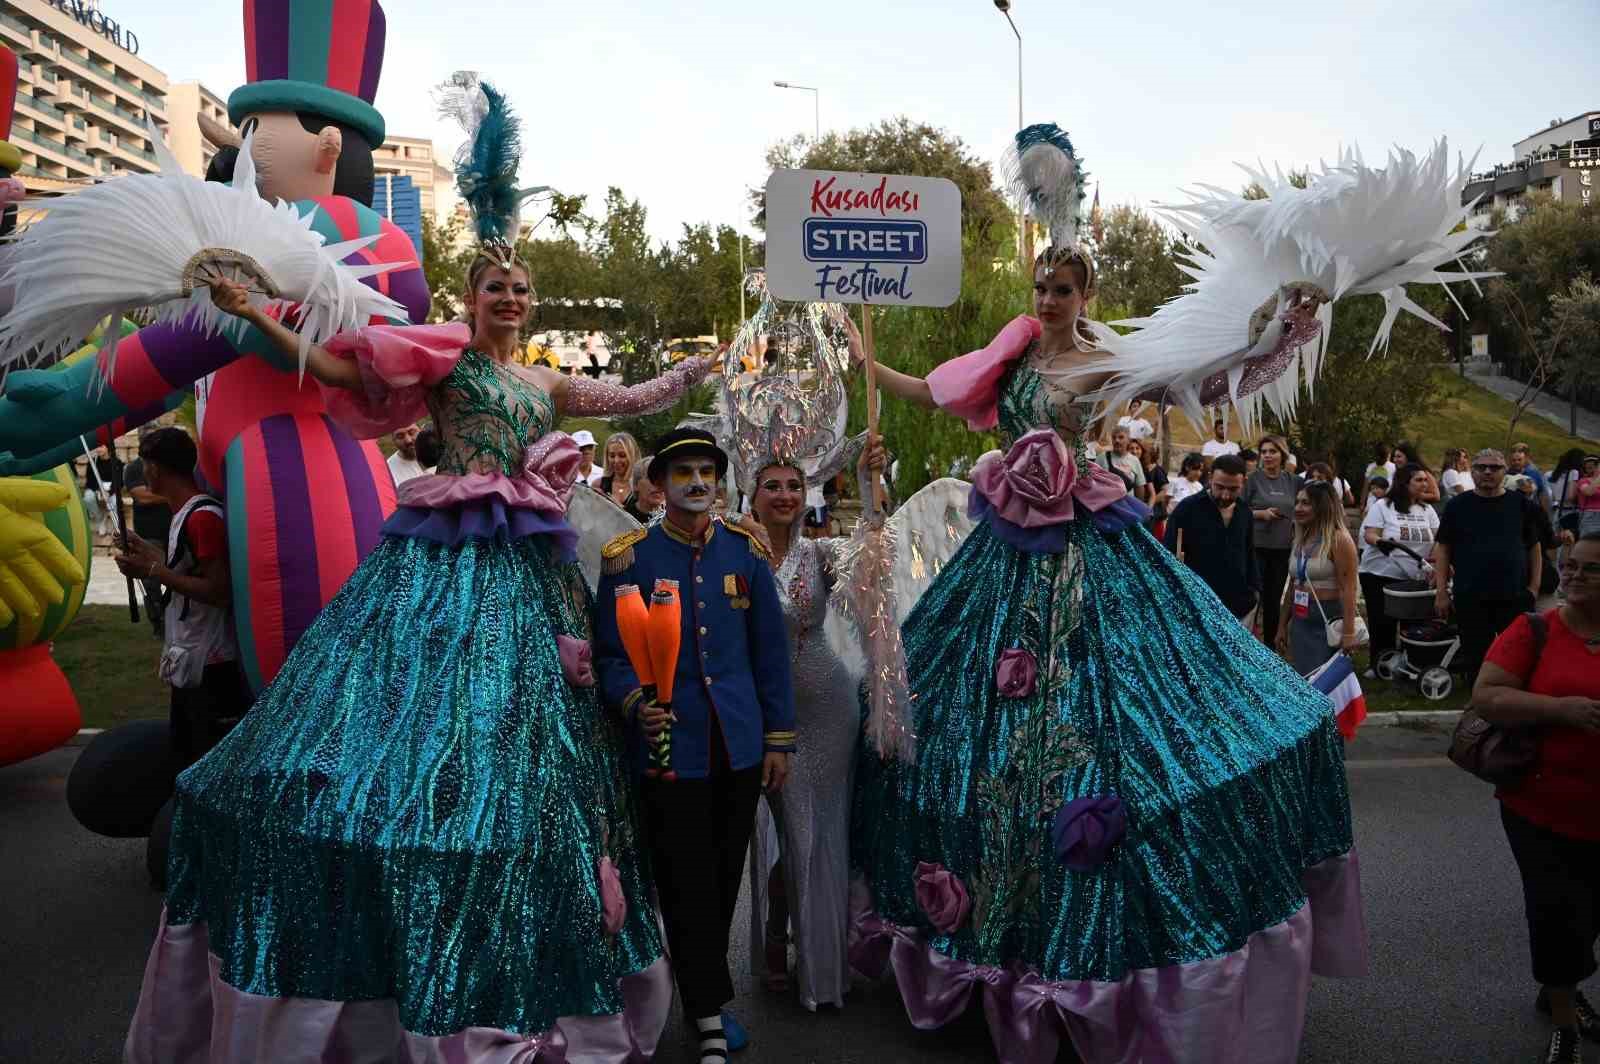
[746, 443, 883, 1009]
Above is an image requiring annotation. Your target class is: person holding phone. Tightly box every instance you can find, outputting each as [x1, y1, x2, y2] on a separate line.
[111, 427, 248, 763]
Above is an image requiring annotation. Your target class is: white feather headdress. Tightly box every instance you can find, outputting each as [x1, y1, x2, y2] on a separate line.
[0, 125, 407, 380]
[1001, 123, 1089, 257]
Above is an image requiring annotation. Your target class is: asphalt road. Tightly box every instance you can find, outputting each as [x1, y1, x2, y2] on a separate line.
[1, 721, 1592, 1064]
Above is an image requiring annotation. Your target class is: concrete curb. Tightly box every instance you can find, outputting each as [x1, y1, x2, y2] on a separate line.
[1362, 710, 1461, 728]
[64, 709, 1465, 749]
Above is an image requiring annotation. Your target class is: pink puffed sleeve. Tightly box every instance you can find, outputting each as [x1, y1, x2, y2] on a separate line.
[924, 315, 1041, 431]
[563, 355, 711, 416]
[318, 322, 472, 438]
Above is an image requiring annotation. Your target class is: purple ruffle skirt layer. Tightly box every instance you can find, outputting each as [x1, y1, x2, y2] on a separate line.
[849, 850, 1367, 1064]
[124, 910, 671, 1064]
[383, 499, 578, 563]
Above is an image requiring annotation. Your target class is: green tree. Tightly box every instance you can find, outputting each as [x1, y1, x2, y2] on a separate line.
[658, 223, 751, 340]
[1474, 192, 1600, 434]
[1547, 273, 1600, 435]
[419, 211, 475, 323]
[1090, 204, 1185, 320]
[1289, 288, 1450, 482]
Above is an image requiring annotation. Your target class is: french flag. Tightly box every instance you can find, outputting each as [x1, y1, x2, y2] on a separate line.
[1309, 653, 1367, 739]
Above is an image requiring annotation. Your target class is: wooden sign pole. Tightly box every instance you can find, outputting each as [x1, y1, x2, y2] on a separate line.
[860, 302, 885, 513]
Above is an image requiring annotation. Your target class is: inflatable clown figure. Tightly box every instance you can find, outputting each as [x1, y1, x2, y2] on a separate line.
[0, 46, 93, 768]
[0, 0, 425, 843]
[0, 0, 426, 698]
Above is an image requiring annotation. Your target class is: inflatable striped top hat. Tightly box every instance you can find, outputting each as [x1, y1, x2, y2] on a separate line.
[229, 0, 388, 148]
[0, 43, 21, 174]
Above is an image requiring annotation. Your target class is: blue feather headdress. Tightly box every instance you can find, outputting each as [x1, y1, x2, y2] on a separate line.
[436, 72, 548, 265]
[1000, 123, 1088, 256]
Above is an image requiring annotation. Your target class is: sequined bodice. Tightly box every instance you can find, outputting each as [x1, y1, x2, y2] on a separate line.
[995, 342, 1097, 449]
[427, 349, 556, 477]
[772, 536, 835, 664]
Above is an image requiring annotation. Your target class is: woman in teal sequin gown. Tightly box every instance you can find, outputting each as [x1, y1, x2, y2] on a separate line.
[125, 259, 710, 1063]
[848, 256, 1366, 1064]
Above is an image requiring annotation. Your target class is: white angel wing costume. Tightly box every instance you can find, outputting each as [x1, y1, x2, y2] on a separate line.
[824, 476, 976, 677]
[1079, 141, 1497, 428]
[0, 126, 407, 378]
[566, 486, 642, 592]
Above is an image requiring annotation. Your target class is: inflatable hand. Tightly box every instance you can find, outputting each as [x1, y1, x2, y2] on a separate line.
[0, 477, 85, 628]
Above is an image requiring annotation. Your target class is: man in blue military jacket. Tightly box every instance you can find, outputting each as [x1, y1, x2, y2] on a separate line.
[595, 427, 794, 1061]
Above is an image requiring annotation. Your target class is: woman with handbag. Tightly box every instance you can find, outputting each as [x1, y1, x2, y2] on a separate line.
[1278, 481, 1363, 674]
[1472, 530, 1600, 1064]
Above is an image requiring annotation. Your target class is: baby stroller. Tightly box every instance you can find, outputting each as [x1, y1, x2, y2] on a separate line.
[1370, 540, 1462, 700]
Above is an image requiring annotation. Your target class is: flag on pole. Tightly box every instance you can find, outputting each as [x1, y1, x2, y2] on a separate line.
[1307, 652, 1366, 739]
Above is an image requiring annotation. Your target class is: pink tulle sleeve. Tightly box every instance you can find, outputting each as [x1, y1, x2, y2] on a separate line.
[924, 315, 1041, 431]
[318, 322, 472, 438]
[563, 356, 710, 416]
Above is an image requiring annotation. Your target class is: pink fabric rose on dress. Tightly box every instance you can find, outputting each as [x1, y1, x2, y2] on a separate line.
[995, 648, 1038, 699]
[970, 429, 1079, 528]
[557, 635, 595, 687]
[598, 857, 626, 935]
[913, 861, 971, 934]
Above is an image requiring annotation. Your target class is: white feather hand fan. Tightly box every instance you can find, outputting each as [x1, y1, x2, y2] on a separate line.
[0, 125, 408, 379]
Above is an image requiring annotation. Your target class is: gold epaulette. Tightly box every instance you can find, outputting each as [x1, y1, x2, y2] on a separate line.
[723, 519, 770, 560]
[601, 528, 648, 574]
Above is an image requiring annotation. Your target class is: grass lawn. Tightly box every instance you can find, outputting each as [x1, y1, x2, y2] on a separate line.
[1398, 370, 1600, 459]
[51, 604, 168, 729]
[1160, 370, 1599, 461]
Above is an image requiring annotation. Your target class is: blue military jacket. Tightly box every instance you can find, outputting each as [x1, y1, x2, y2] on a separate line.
[595, 517, 797, 779]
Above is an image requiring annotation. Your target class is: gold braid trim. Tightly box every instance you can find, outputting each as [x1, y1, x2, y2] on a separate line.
[602, 528, 647, 574]
[723, 520, 770, 560]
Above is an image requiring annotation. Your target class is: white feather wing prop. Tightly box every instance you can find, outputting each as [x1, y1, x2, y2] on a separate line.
[0, 128, 407, 377]
[1080, 141, 1496, 428]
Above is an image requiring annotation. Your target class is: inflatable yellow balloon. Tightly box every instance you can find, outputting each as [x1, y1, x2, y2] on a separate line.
[0, 462, 92, 765]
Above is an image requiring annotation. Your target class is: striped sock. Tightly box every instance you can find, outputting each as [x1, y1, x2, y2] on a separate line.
[695, 1015, 728, 1062]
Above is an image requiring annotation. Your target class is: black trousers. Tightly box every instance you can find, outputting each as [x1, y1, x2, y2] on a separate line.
[1455, 593, 1534, 689]
[169, 661, 252, 767]
[1502, 805, 1600, 987]
[1256, 547, 1291, 645]
[642, 738, 762, 1019]
[1359, 573, 1402, 665]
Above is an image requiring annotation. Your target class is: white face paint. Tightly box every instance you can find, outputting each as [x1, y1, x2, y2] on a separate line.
[665, 458, 718, 513]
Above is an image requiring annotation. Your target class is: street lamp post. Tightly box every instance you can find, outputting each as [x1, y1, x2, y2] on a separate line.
[773, 80, 820, 142]
[993, 1, 1029, 267]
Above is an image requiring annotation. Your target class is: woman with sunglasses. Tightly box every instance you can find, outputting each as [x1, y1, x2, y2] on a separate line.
[1472, 531, 1600, 1064]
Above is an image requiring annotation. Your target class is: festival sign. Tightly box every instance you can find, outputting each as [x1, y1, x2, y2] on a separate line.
[764, 169, 962, 308]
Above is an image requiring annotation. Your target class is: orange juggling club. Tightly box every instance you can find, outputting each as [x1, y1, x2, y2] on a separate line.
[646, 580, 682, 780]
[614, 584, 654, 690]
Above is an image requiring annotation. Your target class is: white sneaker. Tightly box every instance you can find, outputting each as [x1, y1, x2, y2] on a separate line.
[1362, 668, 1376, 679]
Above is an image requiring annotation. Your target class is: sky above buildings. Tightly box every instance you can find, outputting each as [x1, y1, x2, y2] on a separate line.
[129, 0, 1597, 243]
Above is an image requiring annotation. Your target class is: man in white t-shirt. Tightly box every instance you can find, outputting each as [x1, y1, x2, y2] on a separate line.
[1201, 418, 1239, 461]
[386, 423, 426, 486]
[1116, 402, 1155, 442]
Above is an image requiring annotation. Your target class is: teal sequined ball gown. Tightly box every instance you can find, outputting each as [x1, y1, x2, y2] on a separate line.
[851, 324, 1366, 1064]
[127, 324, 688, 1062]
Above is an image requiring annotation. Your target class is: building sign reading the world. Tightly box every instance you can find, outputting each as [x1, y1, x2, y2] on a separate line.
[765, 169, 962, 308]
[48, 0, 140, 56]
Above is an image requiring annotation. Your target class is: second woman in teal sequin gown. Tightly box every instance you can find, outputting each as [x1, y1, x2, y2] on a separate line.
[125, 263, 710, 1063]
[848, 265, 1366, 1064]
